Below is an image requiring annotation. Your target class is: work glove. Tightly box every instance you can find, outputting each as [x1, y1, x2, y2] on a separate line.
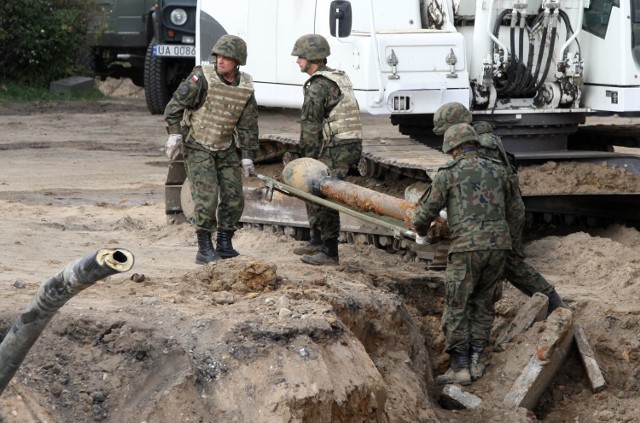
[241, 158, 256, 177]
[165, 134, 183, 161]
[415, 234, 431, 245]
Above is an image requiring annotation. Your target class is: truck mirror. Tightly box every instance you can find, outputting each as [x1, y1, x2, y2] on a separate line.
[329, 1, 352, 38]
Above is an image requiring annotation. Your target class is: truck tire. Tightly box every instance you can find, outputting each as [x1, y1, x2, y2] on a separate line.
[144, 38, 172, 115]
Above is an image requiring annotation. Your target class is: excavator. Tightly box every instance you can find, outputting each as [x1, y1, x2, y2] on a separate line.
[165, 0, 640, 266]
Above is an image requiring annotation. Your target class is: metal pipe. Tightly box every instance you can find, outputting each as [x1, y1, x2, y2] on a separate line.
[487, 0, 510, 61]
[256, 173, 417, 239]
[278, 157, 417, 229]
[0, 248, 134, 395]
[559, 0, 584, 61]
[318, 179, 415, 226]
[367, 0, 385, 106]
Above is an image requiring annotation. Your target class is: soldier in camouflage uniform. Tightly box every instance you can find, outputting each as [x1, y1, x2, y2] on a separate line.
[431, 103, 567, 381]
[412, 123, 512, 386]
[164, 35, 259, 265]
[290, 34, 363, 265]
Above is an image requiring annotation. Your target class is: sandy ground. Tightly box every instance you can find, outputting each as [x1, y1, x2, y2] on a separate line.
[0, 79, 639, 422]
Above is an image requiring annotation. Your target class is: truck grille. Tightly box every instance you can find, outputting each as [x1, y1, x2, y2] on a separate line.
[389, 95, 412, 112]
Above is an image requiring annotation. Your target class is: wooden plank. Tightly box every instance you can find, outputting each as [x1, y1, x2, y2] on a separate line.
[439, 385, 482, 410]
[504, 307, 574, 410]
[494, 293, 548, 352]
[574, 325, 606, 393]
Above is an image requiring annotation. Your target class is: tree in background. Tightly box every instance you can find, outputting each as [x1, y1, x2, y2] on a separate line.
[0, 0, 96, 87]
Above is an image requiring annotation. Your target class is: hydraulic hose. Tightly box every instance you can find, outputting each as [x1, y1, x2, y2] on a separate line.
[525, 9, 550, 94]
[558, 9, 582, 62]
[518, 13, 544, 93]
[511, 17, 527, 94]
[533, 10, 559, 93]
[492, 9, 512, 93]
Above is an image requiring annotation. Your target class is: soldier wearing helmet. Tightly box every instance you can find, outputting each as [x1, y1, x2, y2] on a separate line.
[435, 104, 568, 327]
[433, 102, 472, 136]
[412, 122, 511, 387]
[164, 34, 259, 265]
[290, 34, 363, 266]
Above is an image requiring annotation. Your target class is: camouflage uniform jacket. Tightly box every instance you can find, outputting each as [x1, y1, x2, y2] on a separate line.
[300, 64, 361, 159]
[164, 65, 259, 160]
[413, 151, 512, 253]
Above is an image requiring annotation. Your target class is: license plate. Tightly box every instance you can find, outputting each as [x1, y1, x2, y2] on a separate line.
[153, 44, 196, 57]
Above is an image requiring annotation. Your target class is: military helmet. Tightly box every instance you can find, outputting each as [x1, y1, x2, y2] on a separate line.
[473, 120, 495, 135]
[433, 102, 472, 136]
[211, 34, 247, 65]
[291, 34, 331, 60]
[442, 123, 478, 153]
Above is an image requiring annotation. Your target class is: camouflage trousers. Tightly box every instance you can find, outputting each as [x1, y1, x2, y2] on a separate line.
[505, 191, 555, 297]
[183, 143, 243, 233]
[305, 142, 362, 241]
[442, 249, 507, 352]
[505, 251, 555, 296]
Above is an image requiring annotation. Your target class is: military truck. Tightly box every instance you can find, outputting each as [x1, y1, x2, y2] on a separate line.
[87, 0, 196, 114]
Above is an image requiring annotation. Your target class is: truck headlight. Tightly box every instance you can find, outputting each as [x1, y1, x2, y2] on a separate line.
[170, 8, 188, 26]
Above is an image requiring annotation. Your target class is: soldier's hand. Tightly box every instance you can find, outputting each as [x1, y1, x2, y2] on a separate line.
[415, 234, 431, 245]
[165, 134, 183, 161]
[241, 159, 256, 177]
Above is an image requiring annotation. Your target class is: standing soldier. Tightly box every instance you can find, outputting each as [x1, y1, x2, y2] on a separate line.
[413, 123, 512, 386]
[433, 102, 567, 380]
[164, 35, 259, 265]
[290, 34, 363, 265]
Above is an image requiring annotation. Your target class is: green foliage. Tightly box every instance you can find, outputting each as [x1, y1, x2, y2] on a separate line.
[0, 0, 97, 87]
[0, 81, 105, 104]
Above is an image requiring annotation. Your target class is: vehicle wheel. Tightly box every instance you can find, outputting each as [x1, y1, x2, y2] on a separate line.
[144, 38, 172, 115]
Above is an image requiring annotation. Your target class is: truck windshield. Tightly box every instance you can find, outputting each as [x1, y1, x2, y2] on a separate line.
[582, 0, 617, 39]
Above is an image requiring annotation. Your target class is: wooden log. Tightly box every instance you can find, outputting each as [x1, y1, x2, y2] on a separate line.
[574, 324, 606, 393]
[504, 307, 574, 409]
[494, 292, 548, 351]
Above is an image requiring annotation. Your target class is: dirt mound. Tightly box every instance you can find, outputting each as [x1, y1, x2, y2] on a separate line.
[96, 78, 144, 99]
[2, 97, 640, 422]
[519, 161, 640, 195]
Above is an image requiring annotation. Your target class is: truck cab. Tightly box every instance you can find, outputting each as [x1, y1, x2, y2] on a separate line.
[87, 0, 197, 114]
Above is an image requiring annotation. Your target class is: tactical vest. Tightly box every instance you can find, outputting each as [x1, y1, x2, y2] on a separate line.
[186, 64, 254, 151]
[311, 70, 363, 143]
[443, 153, 506, 228]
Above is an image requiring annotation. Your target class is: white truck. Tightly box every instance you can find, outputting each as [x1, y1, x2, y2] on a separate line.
[194, 0, 640, 152]
[164, 0, 640, 258]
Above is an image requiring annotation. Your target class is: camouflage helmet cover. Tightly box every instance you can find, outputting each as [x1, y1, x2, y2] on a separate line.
[442, 123, 478, 153]
[291, 34, 331, 60]
[433, 102, 472, 135]
[473, 120, 495, 135]
[211, 34, 247, 65]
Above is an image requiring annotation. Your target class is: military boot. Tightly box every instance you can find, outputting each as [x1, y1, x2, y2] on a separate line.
[300, 237, 339, 266]
[195, 231, 221, 265]
[293, 229, 322, 255]
[435, 347, 472, 386]
[547, 289, 568, 316]
[469, 345, 486, 381]
[216, 230, 240, 259]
